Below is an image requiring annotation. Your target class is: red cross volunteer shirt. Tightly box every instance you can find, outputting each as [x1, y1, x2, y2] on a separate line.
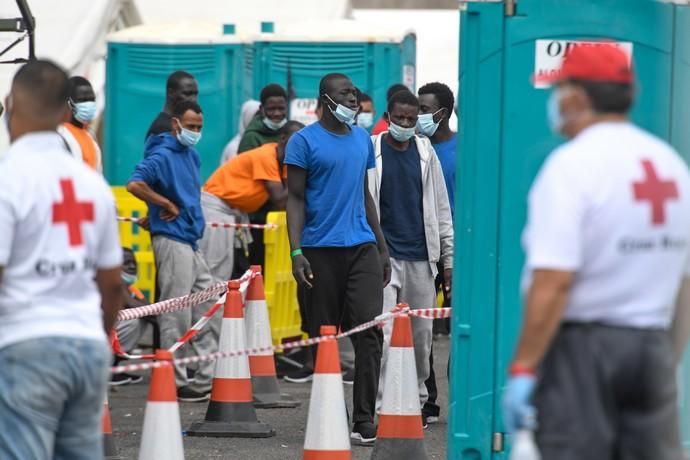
[0, 132, 122, 349]
[522, 122, 690, 329]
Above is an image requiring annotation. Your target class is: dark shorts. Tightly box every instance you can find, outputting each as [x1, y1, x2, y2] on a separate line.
[535, 323, 683, 460]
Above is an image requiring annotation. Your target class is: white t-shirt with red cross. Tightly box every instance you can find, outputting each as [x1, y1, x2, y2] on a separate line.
[522, 122, 690, 329]
[0, 132, 122, 349]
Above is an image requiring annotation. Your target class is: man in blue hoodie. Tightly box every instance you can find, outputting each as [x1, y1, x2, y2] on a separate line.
[127, 101, 216, 402]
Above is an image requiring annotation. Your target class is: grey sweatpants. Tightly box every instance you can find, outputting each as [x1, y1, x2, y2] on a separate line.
[114, 319, 144, 353]
[153, 235, 221, 392]
[378, 258, 435, 410]
[199, 192, 238, 283]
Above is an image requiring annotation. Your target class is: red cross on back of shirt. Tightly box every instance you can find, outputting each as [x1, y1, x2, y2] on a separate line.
[632, 159, 678, 226]
[52, 179, 94, 247]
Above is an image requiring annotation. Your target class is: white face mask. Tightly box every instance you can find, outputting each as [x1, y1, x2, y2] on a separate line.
[263, 117, 287, 131]
[416, 109, 443, 137]
[324, 94, 358, 125]
[356, 112, 374, 129]
[388, 121, 416, 142]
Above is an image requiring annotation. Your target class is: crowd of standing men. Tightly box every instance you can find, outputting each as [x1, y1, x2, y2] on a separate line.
[3, 41, 690, 460]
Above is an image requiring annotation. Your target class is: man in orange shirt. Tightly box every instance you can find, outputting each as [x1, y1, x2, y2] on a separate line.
[58, 76, 102, 172]
[200, 120, 304, 282]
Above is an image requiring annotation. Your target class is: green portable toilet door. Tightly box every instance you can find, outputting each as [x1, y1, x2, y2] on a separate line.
[451, 1, 683, 458]
[497, 0, 675, 456]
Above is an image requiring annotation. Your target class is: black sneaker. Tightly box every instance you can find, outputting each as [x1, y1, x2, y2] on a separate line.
[177, 386, 210, 402]
[350, 422, 377, 446]
[342, 368, 355, 386]
[284, 367, 313, 383]
[422, 402, 440, 424]
[422, 414, 429, 430]
[109, 373, 132, 386]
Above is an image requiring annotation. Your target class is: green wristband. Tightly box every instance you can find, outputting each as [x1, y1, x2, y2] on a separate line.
[290, 248, 303, 258]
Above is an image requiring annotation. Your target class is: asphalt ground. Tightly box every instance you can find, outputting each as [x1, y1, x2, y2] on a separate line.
[109, 336, 450, 459]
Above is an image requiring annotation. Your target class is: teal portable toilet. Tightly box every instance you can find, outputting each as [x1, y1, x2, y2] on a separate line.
[250, 20, 416, 125]
[105, 22, 251, 185]
[449, 1, 690, 458]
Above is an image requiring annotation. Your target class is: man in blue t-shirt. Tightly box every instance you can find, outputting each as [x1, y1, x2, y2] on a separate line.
[368, 90, 454, 430]
[417, 81, 458, 424]
[285, 73, 391, 445]
[128, 101, 217, 403]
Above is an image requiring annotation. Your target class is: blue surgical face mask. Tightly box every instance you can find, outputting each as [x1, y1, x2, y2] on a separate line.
[356, 112, 374, 129]
[388, 121, 416, 142]
[324, 94, 358, 125]
[72, 100, 97, 124]
[121, 271, 138, 286]
[175, 119, 202, 146]
[416, 109, 443, 137]
[263, 117, 287, 131]
[547, 89, 564, 134]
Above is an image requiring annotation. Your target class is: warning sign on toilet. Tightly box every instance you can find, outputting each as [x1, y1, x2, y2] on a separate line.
[534, 40, 633, 89]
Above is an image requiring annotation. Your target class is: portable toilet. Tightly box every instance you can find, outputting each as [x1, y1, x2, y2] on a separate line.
[449, 0, 690, 458]
[250, 20, 416, 125]
[105, 21, 252, 185]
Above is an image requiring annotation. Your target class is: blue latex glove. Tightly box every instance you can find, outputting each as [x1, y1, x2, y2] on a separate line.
[502, 374, 537, 433]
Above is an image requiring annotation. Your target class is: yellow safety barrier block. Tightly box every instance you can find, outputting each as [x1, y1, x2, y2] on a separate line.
[264, 211, 305, 346]
[112, 186, 156, 302]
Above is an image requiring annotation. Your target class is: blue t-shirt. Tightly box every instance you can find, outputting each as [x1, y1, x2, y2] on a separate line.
[285, 123, 376, 248]
[379, 138, 428, 261]
[129, 133, 205, 249]
[432, 135, 457, 216]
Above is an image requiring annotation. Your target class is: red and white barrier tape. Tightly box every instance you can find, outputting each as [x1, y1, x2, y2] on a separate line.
[116, 270, 254, 321]
[116, 216, 277, 230]
[111, 306, 451, 374]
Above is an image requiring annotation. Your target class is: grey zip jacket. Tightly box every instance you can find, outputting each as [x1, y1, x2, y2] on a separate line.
[367, 133, 454, 277]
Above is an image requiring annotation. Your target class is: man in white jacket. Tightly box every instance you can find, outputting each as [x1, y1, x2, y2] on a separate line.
[368, 90, 454, 426]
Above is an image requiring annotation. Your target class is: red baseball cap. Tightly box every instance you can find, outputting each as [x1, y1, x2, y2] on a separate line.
[534, 42, 633, 85]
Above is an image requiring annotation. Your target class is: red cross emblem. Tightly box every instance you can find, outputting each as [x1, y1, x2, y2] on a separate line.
[52, 179, 94, 247]
[632, 159, 679, 226]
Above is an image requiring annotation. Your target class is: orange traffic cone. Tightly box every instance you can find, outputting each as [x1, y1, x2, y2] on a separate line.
[138, 350, 184, 460]
[187, 280, 275, 438]
[371, 313, 428, 460]
[303, 325, 351, 460]
[103, 394, 122, 459]
[246, 265, 299, 408]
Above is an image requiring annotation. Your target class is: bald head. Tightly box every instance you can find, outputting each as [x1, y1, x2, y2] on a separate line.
[7, 59, 70, 141]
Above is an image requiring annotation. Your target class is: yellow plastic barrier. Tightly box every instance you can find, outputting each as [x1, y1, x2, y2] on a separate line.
[264, 211, 305, 346]
[112, 186, 156, 302]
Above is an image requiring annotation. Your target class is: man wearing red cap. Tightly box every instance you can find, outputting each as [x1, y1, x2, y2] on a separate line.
[502, 43, 690, 458]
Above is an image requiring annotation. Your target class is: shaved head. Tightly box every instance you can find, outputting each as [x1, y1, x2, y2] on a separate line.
[7, 59, 70, 141]
[319, 73, 351, 96]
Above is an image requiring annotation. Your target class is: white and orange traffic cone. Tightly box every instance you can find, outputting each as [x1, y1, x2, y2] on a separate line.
[103, 394, 122, 460]
[371, 313, 428, 460]
[187, 280, 275, 438]
[303, 325, 351, 460]
[246, 265, 299, 408]
[138, 350, 184, 460]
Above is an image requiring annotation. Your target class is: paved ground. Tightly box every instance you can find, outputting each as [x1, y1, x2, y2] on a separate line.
[110, 337, 450, 459]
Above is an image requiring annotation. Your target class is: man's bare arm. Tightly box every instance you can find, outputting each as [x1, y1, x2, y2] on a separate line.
[671, 277, 690, 363]
[96, 266, 124, 334]
[512, 269, 574, 370]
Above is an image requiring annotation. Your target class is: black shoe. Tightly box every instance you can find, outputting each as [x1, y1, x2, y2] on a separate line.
[123, 373, 144, 384]
[351, 422, 377, 446]
[177, 386, 210, 402]
[284, 367, 313, 383]
[342, 368, 355, 386]
[109, 373, 132, 386]
[422, 413, 429, 430]
[422, 403, 440, 424]
[186, 368, 197, 384]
